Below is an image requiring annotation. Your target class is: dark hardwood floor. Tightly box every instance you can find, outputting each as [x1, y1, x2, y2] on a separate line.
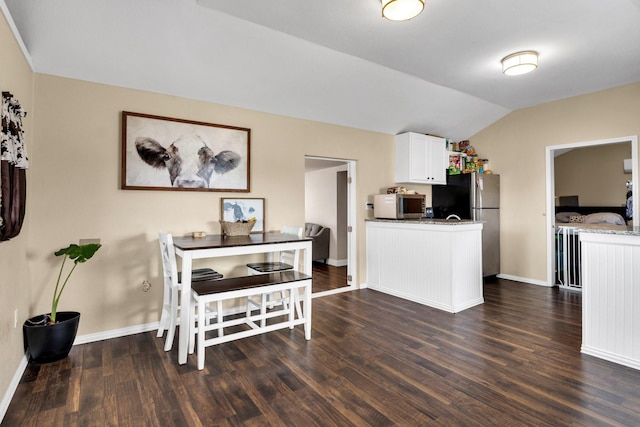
[4, 277, 640, 426]
[311, 261, 348, 293]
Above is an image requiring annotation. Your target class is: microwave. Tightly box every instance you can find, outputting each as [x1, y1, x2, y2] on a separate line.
[373, 194, 425, 219]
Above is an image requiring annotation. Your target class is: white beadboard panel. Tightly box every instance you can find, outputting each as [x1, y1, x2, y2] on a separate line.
[580, 232, 640, 370]
[366, 220, 483, 313]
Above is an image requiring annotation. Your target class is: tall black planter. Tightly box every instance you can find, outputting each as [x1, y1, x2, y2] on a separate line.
[23, 311, 80, 364]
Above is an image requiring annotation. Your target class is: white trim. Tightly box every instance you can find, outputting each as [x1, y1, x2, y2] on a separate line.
[581, 346, 640, 371]
[312, 285, 354, 298]
[304, 155, 358, 289]
[326, 258, 348, 267]
[73, 322, 159, 345]
[0, 355, 28, 423]
[347, 160, 358, 288]
[0, 1, 36, 71]
[496, 273, 551, 287]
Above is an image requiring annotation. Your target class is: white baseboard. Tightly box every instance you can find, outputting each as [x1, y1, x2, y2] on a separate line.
[326, 258, 348, 267]
[73, 322, 158, 345]
[582, 345, 640, 371]
[496, 273, 551, 287]
[0, 355, 28, 424]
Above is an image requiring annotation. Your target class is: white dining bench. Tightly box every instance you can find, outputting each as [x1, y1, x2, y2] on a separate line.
[190, 270, 312, 370]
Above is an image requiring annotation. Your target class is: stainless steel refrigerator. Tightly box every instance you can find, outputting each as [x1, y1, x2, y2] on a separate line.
[431, 172, 500, 276]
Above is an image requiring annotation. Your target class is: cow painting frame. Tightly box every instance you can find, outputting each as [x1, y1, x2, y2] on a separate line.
[220, 198, 265, 233]
[121, 111, 250, 192]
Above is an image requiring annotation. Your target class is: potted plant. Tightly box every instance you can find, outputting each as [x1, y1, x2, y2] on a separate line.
[23, 243, 101, 363]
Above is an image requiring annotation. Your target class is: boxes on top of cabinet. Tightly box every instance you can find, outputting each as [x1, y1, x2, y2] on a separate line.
[395, 132, 447, 185]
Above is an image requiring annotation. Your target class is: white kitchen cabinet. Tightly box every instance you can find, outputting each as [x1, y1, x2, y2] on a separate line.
[366, 219, 483, 313]
[395, 132, 447, 185]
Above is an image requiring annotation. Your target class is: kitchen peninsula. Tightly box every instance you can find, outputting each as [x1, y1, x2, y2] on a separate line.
[580, 228, 640, 370]
[366, 219, 483, 313]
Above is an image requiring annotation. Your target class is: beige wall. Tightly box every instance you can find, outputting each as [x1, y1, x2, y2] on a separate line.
[0, 8, 34, 409]
[27, 74, 394, 336]
[555, 143, 631, 206]
[470, 83, 640, 282]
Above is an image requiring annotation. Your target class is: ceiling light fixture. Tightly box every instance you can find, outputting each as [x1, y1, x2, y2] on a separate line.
[501, 51, 538, 76]
[381, 0, 425, 21]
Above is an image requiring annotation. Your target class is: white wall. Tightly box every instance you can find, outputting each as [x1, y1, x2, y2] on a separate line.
[305, 164, 348, 264]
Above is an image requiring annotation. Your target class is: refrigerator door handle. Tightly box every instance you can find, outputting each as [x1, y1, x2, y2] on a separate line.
[472, 173, 481, 211]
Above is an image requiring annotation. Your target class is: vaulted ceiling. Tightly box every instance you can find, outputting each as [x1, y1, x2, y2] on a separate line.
[4, 0, 640, 141]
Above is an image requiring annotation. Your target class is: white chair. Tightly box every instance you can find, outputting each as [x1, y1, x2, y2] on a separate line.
[157, 231, 223, 351]
[246, 226, 302, 275]
[246, 227, 303, 323]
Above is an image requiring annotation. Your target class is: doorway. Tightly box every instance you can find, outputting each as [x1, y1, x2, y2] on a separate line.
[545, 136, 639, 286]
[305, 156, 356, 296]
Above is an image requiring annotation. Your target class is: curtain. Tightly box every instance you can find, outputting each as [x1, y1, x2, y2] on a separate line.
[1, 92, 28, 241]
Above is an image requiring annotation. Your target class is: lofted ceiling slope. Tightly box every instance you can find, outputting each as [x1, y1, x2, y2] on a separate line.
[4, 0, 640, 141]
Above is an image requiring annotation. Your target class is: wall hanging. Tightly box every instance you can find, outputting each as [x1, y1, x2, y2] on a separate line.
[1, 91, 28, 241]
[220, 197, 265, 233]
[121, 111, 251, 192]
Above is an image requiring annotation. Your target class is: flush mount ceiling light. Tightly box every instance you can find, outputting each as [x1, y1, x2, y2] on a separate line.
[501, 51, 538, 76]
[381, 0, 425, 21]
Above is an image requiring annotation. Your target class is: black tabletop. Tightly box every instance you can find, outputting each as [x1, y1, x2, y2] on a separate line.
[172, 232, 311, 251]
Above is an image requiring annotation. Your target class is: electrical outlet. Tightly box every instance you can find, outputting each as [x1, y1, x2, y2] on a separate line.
[14, 309, 18, 328]
[142, 280, 151, 292]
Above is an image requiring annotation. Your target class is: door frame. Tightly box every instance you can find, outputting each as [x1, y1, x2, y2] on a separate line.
[305, 155, 357, 295]
[545, 135, 638, 286]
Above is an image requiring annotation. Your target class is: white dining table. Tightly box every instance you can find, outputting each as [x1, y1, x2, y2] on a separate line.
[172, 232, 313, 365]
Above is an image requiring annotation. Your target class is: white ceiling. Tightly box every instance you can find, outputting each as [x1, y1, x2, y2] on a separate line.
[4, 0, 640, 141]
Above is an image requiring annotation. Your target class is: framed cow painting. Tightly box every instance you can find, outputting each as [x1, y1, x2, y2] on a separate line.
[121, 111, 250, 192]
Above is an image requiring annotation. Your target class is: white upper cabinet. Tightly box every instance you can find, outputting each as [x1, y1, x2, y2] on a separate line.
[395, 132, 447, 185]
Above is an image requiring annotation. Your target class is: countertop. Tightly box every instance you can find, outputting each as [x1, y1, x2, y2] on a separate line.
[578, 226, 640, 237]
[366, 218, 482, 225]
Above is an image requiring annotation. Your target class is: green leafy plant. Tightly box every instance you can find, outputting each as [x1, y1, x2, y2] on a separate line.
[49, 243, 102, 324]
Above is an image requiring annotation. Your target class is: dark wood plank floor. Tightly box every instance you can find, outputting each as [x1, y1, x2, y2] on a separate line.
[311, 261, 348, 293]
[4, 277, 640, 426]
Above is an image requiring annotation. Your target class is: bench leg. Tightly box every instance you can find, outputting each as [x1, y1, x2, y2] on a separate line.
[260, 293, 267, 328]
[189, 296, 196, 355]
[217, 300, 223, 337]
[288, 288, 295, 329]
[304, 283, 312, 340]
[197, 296, 206, 370]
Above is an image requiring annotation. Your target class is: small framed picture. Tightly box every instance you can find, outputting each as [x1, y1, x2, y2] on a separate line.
[220, 198, 265, 233]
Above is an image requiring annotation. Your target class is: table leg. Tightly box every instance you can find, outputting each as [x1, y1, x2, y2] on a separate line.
[304, 282, 312, 340]
[303, 242, 312, 275]
[179, 254, 192, 365]
[303, 242, 312, 340]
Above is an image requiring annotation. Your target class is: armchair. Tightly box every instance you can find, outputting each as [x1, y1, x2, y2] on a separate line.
[305, 222, 330, 262]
